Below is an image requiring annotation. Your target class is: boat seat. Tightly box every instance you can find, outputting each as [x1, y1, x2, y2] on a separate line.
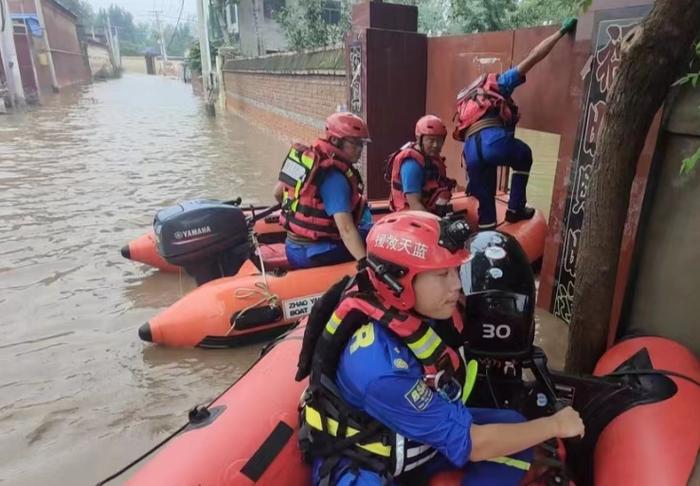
[257, 243, 291, 272]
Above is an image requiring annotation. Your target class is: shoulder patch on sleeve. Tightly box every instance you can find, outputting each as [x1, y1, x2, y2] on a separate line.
[404, 379, 433, 412]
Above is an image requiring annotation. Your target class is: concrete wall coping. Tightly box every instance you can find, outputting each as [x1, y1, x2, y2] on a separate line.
[223, 45, 345, 76]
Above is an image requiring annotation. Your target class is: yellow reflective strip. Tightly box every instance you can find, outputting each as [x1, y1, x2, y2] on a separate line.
[304, 406, 391, 457]
[487, 456, 531, 471]
[511, 170, 530, 176]
[301, 153, 315, 169]
[288, 150, 301, 163]
[324, 313, 342, 335]
[408, 328, 441, 360]
[461, 359, 478, 404]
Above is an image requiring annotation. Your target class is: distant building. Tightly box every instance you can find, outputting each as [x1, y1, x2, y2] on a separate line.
[8, 0, 91, 97]
[235, 0, 342, 57]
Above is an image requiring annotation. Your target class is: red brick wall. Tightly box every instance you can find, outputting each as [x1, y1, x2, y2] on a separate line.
[223, 71, 346, 143]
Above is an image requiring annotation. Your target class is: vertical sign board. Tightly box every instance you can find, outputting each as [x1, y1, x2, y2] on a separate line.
[551, 6, 651, 322]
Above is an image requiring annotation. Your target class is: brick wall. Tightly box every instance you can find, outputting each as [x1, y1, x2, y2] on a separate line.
[222, 48, 347, 143]
[223, 72, 346, 142]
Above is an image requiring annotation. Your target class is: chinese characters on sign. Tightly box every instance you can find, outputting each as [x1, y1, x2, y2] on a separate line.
[552, 14, 644, 323]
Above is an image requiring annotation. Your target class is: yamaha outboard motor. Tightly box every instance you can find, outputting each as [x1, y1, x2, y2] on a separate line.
[459, 230, 536, 359]
[154, 199, 250, 285]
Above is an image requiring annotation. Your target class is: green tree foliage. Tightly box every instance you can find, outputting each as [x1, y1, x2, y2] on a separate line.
[57, 0, 94, 27]
[163, 23, 197, 57]
[93, 5, 153, 56]
[678, 41, 700, 176]
[277, 0, 349, 51]
[450, 0, 518, 33]
[60, 2, 195, 57]
[277, 0, 589, 49]
[187, 41, 202, 73]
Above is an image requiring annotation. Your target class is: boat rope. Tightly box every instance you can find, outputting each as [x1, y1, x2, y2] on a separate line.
[94, 422, 190, 486]
[94, 327, 302, 485]
[228, 233, 278, 335]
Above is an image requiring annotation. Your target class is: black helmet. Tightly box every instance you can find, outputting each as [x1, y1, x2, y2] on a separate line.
[459, 231, 535, 358]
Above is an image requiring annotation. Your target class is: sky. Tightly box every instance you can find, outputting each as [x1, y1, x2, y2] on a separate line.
[86, 0, 198, 25]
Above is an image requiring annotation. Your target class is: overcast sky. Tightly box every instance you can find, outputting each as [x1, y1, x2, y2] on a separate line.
[86, 0, 198, 25]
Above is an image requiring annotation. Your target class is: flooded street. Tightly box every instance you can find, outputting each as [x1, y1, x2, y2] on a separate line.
[0, 73, 562, 485]
[0, 73, 287, 485]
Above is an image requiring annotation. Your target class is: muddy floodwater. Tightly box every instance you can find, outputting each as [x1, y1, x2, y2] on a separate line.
[0, 73, 561, 485]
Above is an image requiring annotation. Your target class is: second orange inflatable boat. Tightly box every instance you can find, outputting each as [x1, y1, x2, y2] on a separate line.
[123, 193, 546, 273]
[137, 194, 547, 348]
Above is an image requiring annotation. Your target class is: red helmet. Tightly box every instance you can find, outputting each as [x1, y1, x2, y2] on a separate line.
[415, 115, 447, 139]
[366, 211, 470, 310]
[325, 112, 370, 141]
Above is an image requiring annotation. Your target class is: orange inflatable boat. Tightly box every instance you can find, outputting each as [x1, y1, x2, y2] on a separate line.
[136, 198, 546, 348]
[122, 193, 547, 273]
[119, 324, 700, 486]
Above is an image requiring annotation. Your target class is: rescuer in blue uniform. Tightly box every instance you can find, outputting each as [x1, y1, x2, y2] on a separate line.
[454, 18, 577, 229]
[296, 212, 585, 485]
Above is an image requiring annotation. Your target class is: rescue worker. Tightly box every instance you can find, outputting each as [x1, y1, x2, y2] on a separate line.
[274, 112, 372, 269]
[386, 115, 456, 215]
[296, 211, 585, 485]
[454, 18, 578, 229]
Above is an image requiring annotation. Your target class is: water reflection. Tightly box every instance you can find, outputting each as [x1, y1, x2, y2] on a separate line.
[0, 73, 286, 485]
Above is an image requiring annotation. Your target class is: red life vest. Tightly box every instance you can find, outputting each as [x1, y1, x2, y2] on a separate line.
[452, 73, 520, 142]
[385, 142, 456, 213]
[279, 139, 366, 241]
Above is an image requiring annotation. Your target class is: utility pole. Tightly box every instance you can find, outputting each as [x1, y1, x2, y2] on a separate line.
[33, 0, 58, 92]
[0, 0, 26, 108]
[112, 24, 120, 70]
[196, 0, 214, 114]
[151, 10, 168, 63]
[105, 15, 119, 73]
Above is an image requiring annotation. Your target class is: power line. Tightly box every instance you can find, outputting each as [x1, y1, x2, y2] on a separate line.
[166, 0, 185, 49]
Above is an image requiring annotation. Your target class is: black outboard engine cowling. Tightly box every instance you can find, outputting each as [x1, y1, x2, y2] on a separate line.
[459, 230, 536, 359]
[154, 199, 250, 285]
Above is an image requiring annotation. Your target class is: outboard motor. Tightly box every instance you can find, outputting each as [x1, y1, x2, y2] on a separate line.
[460, 230, 536, 359]
[154, 199, 250, 285]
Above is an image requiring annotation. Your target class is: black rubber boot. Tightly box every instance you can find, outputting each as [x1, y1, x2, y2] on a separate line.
[505, 206, 536, 223]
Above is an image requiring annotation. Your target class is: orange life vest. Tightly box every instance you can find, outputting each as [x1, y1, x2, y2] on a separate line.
[385, 142, 456, 212]
[278, 139, 366, 241]
[453, 73, 520, 141]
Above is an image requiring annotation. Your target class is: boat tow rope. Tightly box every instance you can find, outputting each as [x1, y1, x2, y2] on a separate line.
[229, 232, 279, 335]
[94, 326, 302, 485]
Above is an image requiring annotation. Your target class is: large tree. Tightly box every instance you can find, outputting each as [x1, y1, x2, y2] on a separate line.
[565, 0, 700, 373]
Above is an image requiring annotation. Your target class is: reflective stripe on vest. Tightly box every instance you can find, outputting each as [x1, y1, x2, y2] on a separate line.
[325, 312, 342, 335]
[303, 401, 439, 476]
[303, 405, 392, 457]
[406, 326, 442, 361]
[327, 297, 479, 404]
[488, 455, 531, 470]
[279, 140, 366, 240]
[290, 156, 316, 212]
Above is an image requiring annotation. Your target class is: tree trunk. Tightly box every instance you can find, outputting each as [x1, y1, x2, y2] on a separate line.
[565, 0, 700, 374]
